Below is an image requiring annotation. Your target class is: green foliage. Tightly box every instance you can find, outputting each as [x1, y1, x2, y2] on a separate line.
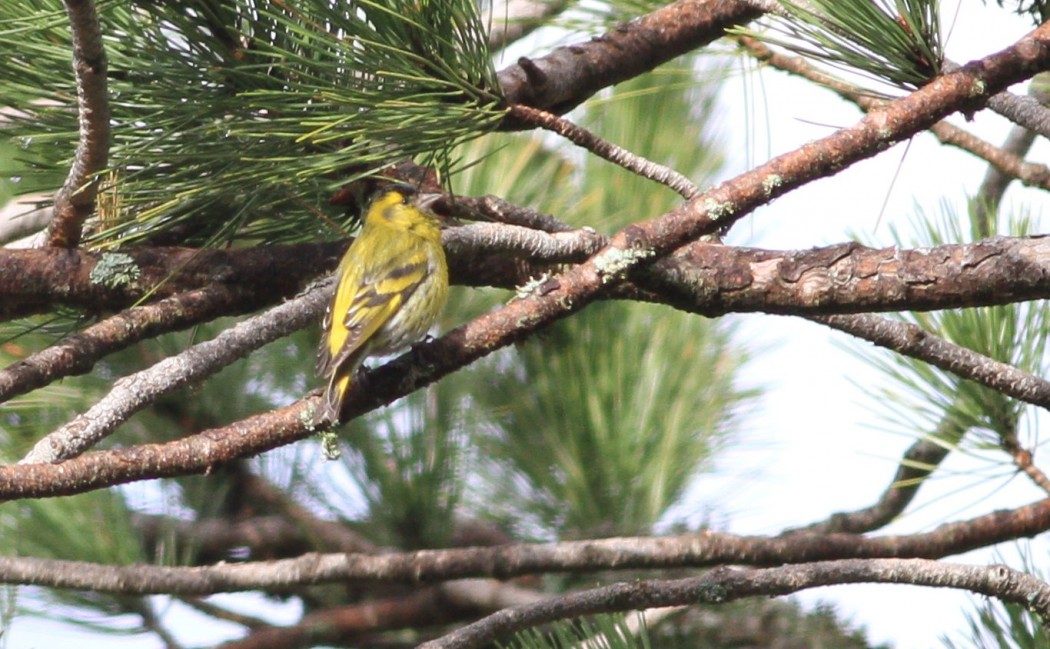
[741, 0, 942, 92]
[0, 0, 503, 246]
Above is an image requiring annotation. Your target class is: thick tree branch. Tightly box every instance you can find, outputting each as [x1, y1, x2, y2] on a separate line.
[8, 235, 1050, 324]
[496, 0, 763, 117]
[420, 559, 1050, 649]
[11, 228, 1050, 342]
[3, 497, 1050, 593]
[641, 236, 1050, 316]
[47, 0, 109, 248]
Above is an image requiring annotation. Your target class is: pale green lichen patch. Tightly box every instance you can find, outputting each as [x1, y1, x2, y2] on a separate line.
[703, 198, 736, 221]
[970, 79, 986, 97]
[698, 582, 729, 603]
[89, 253, 140, 289]
[319, 430, 342, 460]
[515, 273, 551, 300]
[593, 246, 654, 282]
[762, 174, 782, 196]
[301, 405, 319, 430]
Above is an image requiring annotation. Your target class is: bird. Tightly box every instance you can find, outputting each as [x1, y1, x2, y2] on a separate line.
[314, 184, 449, 425]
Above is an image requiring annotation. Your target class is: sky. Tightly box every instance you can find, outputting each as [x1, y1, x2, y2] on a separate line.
[8, 2, 1050, 648]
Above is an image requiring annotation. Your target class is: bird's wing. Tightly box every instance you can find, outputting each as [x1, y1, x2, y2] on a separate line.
[316, 244, 428, 377]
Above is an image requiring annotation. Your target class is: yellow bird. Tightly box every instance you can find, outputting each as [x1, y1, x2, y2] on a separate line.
[315, 185, 449, 425]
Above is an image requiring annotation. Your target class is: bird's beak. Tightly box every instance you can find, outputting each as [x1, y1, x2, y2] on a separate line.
[416, 193, 445, 214]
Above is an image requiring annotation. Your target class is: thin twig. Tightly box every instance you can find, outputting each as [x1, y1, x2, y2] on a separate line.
[135, 599, 185, 649]
[508, 105, 700, 198]
[48, 0, 110, 248]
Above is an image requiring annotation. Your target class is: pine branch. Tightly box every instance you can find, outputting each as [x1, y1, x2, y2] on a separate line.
[4, 21, 1050, 497]
[0, 242, 342, 320]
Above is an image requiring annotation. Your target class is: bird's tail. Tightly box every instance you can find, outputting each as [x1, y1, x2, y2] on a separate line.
[315, 373, 351, 426]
